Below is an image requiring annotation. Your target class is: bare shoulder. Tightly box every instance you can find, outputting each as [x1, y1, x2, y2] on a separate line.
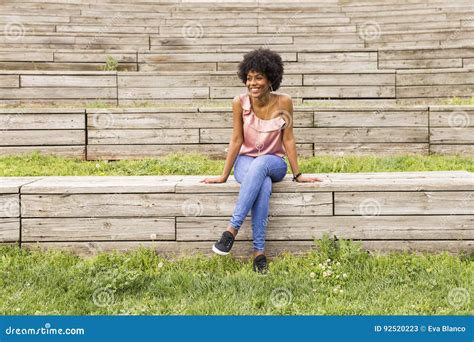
[232, 95, 242, 109]
[276, 93, 293, 110]
[232, 94, 242, 104]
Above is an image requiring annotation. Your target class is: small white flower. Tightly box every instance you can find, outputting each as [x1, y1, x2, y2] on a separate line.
[310, 272, 316, 278]
[342, 273, 348, 278]
[335, 275, 340, 279]
[339, 289, 344, 294]
[326, 258, 331, 263]
[336, 262, 341, 266]
[318, 263, 323, 268]
[158, 262, 164, 268]
[95, 163, 100, 168]
[333, 287, 339, 293]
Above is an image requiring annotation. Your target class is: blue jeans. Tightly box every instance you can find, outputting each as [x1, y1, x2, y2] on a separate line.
[229, 154, 288, 252]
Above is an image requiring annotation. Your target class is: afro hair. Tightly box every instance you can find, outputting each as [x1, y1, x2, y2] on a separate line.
[237, 48, 284, 91]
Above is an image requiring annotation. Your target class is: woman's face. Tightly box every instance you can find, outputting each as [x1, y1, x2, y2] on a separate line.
[246, 70, 271, 99]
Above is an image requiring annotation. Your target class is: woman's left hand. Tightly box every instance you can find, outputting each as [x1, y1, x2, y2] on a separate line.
[296, 175, 323, 183]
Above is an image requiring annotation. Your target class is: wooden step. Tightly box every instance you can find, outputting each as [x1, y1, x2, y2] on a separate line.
[1, 172, 472, 255]
[1, 105, 473, 159]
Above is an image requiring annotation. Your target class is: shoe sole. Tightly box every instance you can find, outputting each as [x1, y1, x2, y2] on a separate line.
[212, 244, 230, 256]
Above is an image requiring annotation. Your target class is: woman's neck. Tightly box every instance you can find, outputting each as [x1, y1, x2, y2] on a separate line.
[251, 91, 273, 109]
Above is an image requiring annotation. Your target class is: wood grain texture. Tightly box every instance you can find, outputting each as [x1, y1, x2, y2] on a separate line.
[22, 240, 473, 257]
[22, 217, 175, 242]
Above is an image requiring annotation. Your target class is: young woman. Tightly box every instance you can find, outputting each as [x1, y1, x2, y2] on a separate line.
[200, 48, 321, 274]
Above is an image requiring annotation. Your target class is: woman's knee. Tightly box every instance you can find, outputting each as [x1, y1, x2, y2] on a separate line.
[256, 155, 287, 182]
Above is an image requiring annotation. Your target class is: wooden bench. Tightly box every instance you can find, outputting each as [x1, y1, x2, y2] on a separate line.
[1, 172, 472, 256]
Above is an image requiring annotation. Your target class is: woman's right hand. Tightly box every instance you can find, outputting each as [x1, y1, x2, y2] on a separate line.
[200, 175, 227, 184]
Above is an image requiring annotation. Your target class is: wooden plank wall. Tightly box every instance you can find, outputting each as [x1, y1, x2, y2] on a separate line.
[0, 108, 86, 158]
[0, 1, 473, 54]
[0, 0, 473, 78]
[1, 172, 470, 256]
[1, 47, 473, 73]
[1, 105, 473, 158]
[0, 71, 117, 105]
[1, 68, 473, 105]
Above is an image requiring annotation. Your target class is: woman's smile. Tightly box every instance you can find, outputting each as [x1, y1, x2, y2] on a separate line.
[249, 87, 261, 95]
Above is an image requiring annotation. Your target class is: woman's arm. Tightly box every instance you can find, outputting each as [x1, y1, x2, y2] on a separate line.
[281, 95, 299, 176]
[221, 96, 244, 180]
[281, 95, 322, 183]
[201, 96, 243, 184]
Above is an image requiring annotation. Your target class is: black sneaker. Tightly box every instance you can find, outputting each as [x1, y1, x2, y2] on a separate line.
[212, 231, 235, 256]
[253, 254, 268, 274]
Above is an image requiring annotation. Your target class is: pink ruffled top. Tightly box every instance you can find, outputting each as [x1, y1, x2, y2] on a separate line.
[238, 93, 287, 157]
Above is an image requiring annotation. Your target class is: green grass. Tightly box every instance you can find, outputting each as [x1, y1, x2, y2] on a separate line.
[1, 238, 472, 315]
[0, 152, 473, 176]
[102, 55, 119, 72]
[444, 97, 474, 105]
